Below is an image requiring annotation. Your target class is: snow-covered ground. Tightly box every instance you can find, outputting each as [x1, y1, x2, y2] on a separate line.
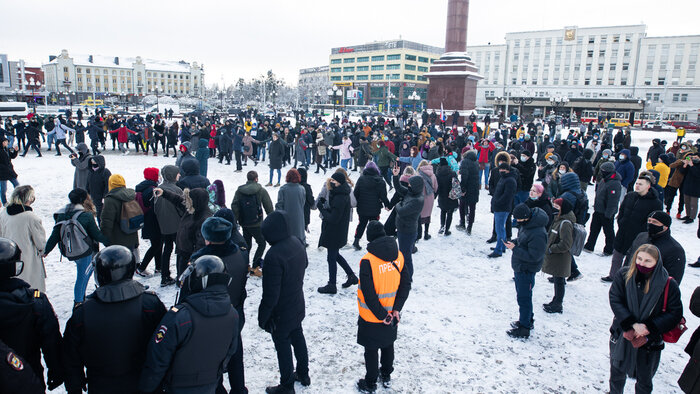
[12, 129, 699, 393]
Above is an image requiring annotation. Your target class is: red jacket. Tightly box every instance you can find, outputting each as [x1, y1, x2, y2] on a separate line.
[209, 125, 217, 149]
[384, 140, 395, 154]
[109, 126, 137, 143]
[474, 142, 495, 164]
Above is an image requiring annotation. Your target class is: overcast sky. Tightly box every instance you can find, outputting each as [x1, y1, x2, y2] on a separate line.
[3, 0, 699, 87]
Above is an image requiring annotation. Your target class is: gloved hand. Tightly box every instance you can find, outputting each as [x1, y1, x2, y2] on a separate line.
[317, 197, 326, 205]
[622, 330, 636, 342]
[382, 314, 393, 326]
[46, 369, 64, 390]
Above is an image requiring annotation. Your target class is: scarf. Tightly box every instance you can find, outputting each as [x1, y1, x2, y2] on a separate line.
[610, 256, 668, 378]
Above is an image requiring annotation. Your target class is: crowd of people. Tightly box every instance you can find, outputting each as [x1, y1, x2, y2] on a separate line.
[0, 107, 699, 393]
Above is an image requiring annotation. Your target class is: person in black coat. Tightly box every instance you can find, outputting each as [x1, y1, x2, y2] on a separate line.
[608, 244, 682, 394]
[86, 155, 111, 222]
[267, 133, 287, 186]
[513, 150, 536, 202]
[63, 246, 166, 394]
[353, 162, 390, 250]
[258, 211, 310, 393]
[489, 162, 518, 257]
[0, 338, 45, 394]
[679, 286, 700, 392]
[584, 162, 621, 256]
[318, 173, 357, 294]
[603, 173, 663, 282]
[436, 158, 458, 235]
[190, 217, 249, 394]
[390, 168, 424, 280]
[297, 168, 315, 232]
[177, 159, 210, 190]
[458, 150, 480, 233]
[355, 221, 411, 393]
[622, 211, 686, 284]
[20, 119, 42, 157]
[135, 167, 162, 276]
[0, 238, 63, 392]
[572, 149, 595, 192]
[0, 137, 19, 205]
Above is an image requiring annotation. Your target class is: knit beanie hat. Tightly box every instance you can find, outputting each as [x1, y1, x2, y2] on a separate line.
[108, 174, 126, 191]
[144, 167, 159, 182]
[600, 161, 616, 174]
[331, 172, 346, 185]
[366, 220, 386, 242]
[365, 161, 380, 175]
[648, 210, 672, 228]
[200, 217, 233, 243]
[512, 203, 532, 220]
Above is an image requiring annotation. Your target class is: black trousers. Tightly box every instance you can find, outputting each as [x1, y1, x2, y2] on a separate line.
[235, 151, 243, 171]
[271, 326, 309, 389]
[585, 212, 615, 254]
[364, 344, 395, 384]
[440, 208, 455, 232]
[160, 233, 176, 280]
[243, 225, 266, 267]
[355, 215, 378, 241]
[22, 139, 41, 156]
[139, 234, 162, 272]
[176, 251, 192, 279]
[458, 199, 476, 228]
[609, 342, 660, 394]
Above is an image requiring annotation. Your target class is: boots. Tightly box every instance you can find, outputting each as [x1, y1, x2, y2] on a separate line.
[341, 274, 358, 288]
[352, 238, 361, 251]
[317, 283, 337, 294]
[543, 279, 565, 313]
[356, 379, 377, 393]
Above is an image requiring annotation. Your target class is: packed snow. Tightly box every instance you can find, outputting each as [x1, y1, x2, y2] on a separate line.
[13, 128, 699, 393]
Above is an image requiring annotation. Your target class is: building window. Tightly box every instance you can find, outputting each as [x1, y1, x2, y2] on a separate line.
[356, 66, 369, 71]
[405, 54, 416, 61]
[331, 67, 341, 73]
[386, 64, 400, 70]
[343, 58, 355, 63]
[371, 65, 384, 71]
[621, 79, 627, 85]
[584, 79, 590, 85]
[673, 93, 680, 102]
[371, 74, 384, 80]
[356, 75, 369, 81]
[371, 55, 384, 62]
[624, 49, 631, 57]
[404, 74, 415, 80]
[343, 75, 354, 81]
[387, 54, 401, 61]
[330, 76, 341, 81]
[405, 64, 416, 71]
[343, 67, 354, 72]
[417, 66, 428, 72]
[653, 93, 660, 101]
[418, 56, 429, 63]
[596, 79, 602, 85]
[681, 94, 688, 102]
[331, 59, 341, 64]
[357, 56, 369, 62]
[644, 77, 652, 85]
[688, 78, 695, 85]
[658, 77, 665, 85]
[587, 50, 594, 58]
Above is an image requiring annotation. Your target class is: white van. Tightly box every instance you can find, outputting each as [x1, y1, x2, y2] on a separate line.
[0, 102, 29, 118]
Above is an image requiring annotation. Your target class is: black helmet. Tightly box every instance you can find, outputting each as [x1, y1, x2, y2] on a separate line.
[180, 255, 229, 294]
[0, 238, 23, 278]
[93, 245, 135, 286]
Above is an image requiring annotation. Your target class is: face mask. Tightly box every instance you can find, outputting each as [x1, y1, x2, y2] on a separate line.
[559, 169, 566, 175]
[636, 263, 654, 275]
[91, 165, 100, 171]
[546, 160, 555, 166]
[647, 223, 665, 238]
[619, 155, 626, 160]
[603, 154, 609, 159]
[529, 196, 538, 201]
[520, 156, 527, 162]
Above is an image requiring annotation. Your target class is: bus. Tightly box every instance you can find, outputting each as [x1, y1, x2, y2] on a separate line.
[79, 98, 105, 107]
[0, 102, 29, 118]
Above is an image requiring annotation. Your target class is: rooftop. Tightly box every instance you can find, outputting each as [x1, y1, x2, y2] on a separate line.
[331, 39, 443, 55]
[44, 53, 197, 73]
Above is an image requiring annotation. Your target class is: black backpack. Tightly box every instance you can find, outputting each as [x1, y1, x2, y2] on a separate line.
[238, 193, 262, 226]
[573, 191, 590, 225]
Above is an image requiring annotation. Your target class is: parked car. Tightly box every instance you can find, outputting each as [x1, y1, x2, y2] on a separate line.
[670, 121, 699, 132]
[610, 118, 631, 128]
[643, 120, 676, 131]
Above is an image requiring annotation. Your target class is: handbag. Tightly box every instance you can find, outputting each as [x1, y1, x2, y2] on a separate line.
[662, 277, 688, 343]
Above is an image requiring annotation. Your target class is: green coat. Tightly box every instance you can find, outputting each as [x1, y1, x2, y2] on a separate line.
[231, 180, 274, 227]
[375, 146, 397, 168]
[100, 187, 139, 249]
[541, 211, 576, 278]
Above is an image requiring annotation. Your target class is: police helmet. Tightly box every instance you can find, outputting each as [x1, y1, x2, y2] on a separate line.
[93, 245, 136, 286]
[180, 255, 230, 293]
[0, 238, 23, 278]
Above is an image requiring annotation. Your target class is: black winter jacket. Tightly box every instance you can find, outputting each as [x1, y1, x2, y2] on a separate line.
[491, 170, 517, 213]
[594, 171, 622, 219]
[160, 188, 211, 254]
[135, 179, 159, 239]
[354, 168, 390, 217]
[510, 207, 548, 273]
[436, 165, 459, 210]
[0, 146, 18, 180]
[623, 230, 686, 284]
[177, 160, 210, 190]
[318, 183, 352, 250]
[614, 189, 663, 254]
[86, 155, 111, 207]
[392, 175, 425, 233]
[514, 157, 536, 192]
[459, 152, 480, 205]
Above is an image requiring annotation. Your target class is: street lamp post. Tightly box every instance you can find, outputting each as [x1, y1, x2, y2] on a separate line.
[549, 96, 569, 115]
[27, 77, 41, 113]
[511, 96, 533, 121]
[155, 88, 160, 113]
[327, 85, 340, 119]
[637, 98, 646, 127]
[408, 91, 420, 113]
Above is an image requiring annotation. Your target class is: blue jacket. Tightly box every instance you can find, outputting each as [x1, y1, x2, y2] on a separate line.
[614, 149, 636, 188]
[511, 207, 549, 273]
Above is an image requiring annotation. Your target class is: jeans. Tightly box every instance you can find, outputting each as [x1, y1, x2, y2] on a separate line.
[479, 163, 490, 186]
[269, 168, 281, 184]
[341, 158, 351, 171]
[494, 211, 509, 254]
[258, 144, 266, 161]
[118, 142, 128, 154]
[271, 325, 309, 388]
[363, 345, 395, 384]
[47, 133, 55, 148]
[609, 341, 660, 394]
[0, 178, 19, 205]
[243, 225, 266, 267]
[326, 248, 354, 284]
[513, 271, 535, 329]
[396, 231, 416, 281]
[74, 255, 94, 302]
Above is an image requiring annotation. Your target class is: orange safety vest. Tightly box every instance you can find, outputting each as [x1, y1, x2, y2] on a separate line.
[357, 251, 404, 323]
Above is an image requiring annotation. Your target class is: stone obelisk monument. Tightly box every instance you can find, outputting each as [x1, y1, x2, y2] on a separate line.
[425, 0, 482, 123]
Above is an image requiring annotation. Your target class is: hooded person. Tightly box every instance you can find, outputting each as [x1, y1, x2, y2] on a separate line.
[100, 174, 139, 252]
[258, 211, 310, 393]
[71, 142, 92, 190]
[352, 161, 391, 250]
[177, 159, 210, 190]
[355, 221, 411, 393]
[135, 168, 163, 278]
[584, 161, 622, 256]
[275, 169, 307, 245]
[86, 155, 111, 221]
[390, 168, 425, 280]
[153, 164, 183, 286]
[297, 168, 315, 232]
[317, 172, 358, 294]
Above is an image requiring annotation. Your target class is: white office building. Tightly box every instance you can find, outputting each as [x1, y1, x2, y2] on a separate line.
[467, 25, 700, 123]
[42, 49, 204, 101]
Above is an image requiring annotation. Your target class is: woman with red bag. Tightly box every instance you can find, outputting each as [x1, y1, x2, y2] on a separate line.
[608, 244, 684, 394]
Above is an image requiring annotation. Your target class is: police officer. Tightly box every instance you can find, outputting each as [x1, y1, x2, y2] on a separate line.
[139, 255, 239, 394]
[190, 217, 249, 393]
[0, 338, 44, 394]
[62, 245, 166, 394]
[356, 222, 411, 393]
[0, 237, 64, 391]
